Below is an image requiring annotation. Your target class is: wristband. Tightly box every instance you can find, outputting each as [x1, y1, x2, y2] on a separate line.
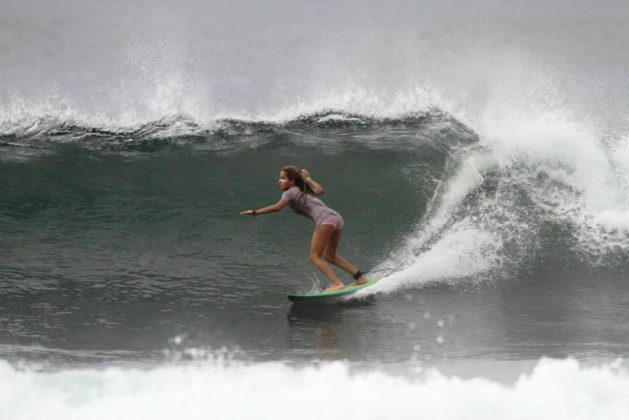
[306, 176, 312, 183]
[252, 209, 257, 216]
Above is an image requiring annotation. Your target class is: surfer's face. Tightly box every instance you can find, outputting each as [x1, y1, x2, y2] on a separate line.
[279, 171, 294, 191]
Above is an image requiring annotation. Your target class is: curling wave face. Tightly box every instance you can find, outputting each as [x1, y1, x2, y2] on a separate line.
[2, 107, 629, 298]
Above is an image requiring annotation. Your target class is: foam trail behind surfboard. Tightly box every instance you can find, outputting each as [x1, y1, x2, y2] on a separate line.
[352, 229, 502, 298]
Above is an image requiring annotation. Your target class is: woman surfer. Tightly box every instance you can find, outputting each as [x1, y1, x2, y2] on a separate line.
[240, 166, 368, 291]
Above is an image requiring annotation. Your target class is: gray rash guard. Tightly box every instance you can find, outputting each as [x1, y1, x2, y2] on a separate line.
[281, 186, 339, 226]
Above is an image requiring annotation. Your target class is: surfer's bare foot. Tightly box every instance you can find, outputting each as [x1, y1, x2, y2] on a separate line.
[350, 276, 368, 287]
[324, 283, 345, 292]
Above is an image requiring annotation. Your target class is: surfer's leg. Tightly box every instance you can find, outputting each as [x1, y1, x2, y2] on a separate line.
[310, 224, 345, 291]
[323, 229, 355, 273]
[324, 229, 368, 286]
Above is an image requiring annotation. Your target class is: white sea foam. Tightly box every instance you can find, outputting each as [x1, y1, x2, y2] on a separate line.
[479, 114, 629, 254]
[377, 106, 629, 289]
[363, 229, 502, 296]
[0, 358, 627, 420]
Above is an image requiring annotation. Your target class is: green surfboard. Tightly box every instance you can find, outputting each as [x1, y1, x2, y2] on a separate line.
[287, 279, 379, 302]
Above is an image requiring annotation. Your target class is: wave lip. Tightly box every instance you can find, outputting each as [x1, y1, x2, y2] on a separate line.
[0, 358, 627, 420]
[0, 108, 477, 152]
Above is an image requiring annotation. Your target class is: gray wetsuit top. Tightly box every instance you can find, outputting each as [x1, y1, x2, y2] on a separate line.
[281, 186, 339, 226]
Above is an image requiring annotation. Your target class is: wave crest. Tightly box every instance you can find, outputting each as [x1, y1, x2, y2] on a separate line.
[0, 108, 477, 152]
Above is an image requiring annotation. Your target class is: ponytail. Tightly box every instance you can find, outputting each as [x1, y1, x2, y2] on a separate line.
[281, 166, 316, 195]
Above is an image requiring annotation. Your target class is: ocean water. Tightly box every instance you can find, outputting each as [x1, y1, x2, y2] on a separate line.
[2, 0, 629, 418]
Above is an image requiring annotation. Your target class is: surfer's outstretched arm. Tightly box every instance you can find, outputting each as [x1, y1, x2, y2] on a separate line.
[240, 199, 289, 216]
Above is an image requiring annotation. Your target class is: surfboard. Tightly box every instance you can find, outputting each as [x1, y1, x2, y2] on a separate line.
[287, 279, 379, 302]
